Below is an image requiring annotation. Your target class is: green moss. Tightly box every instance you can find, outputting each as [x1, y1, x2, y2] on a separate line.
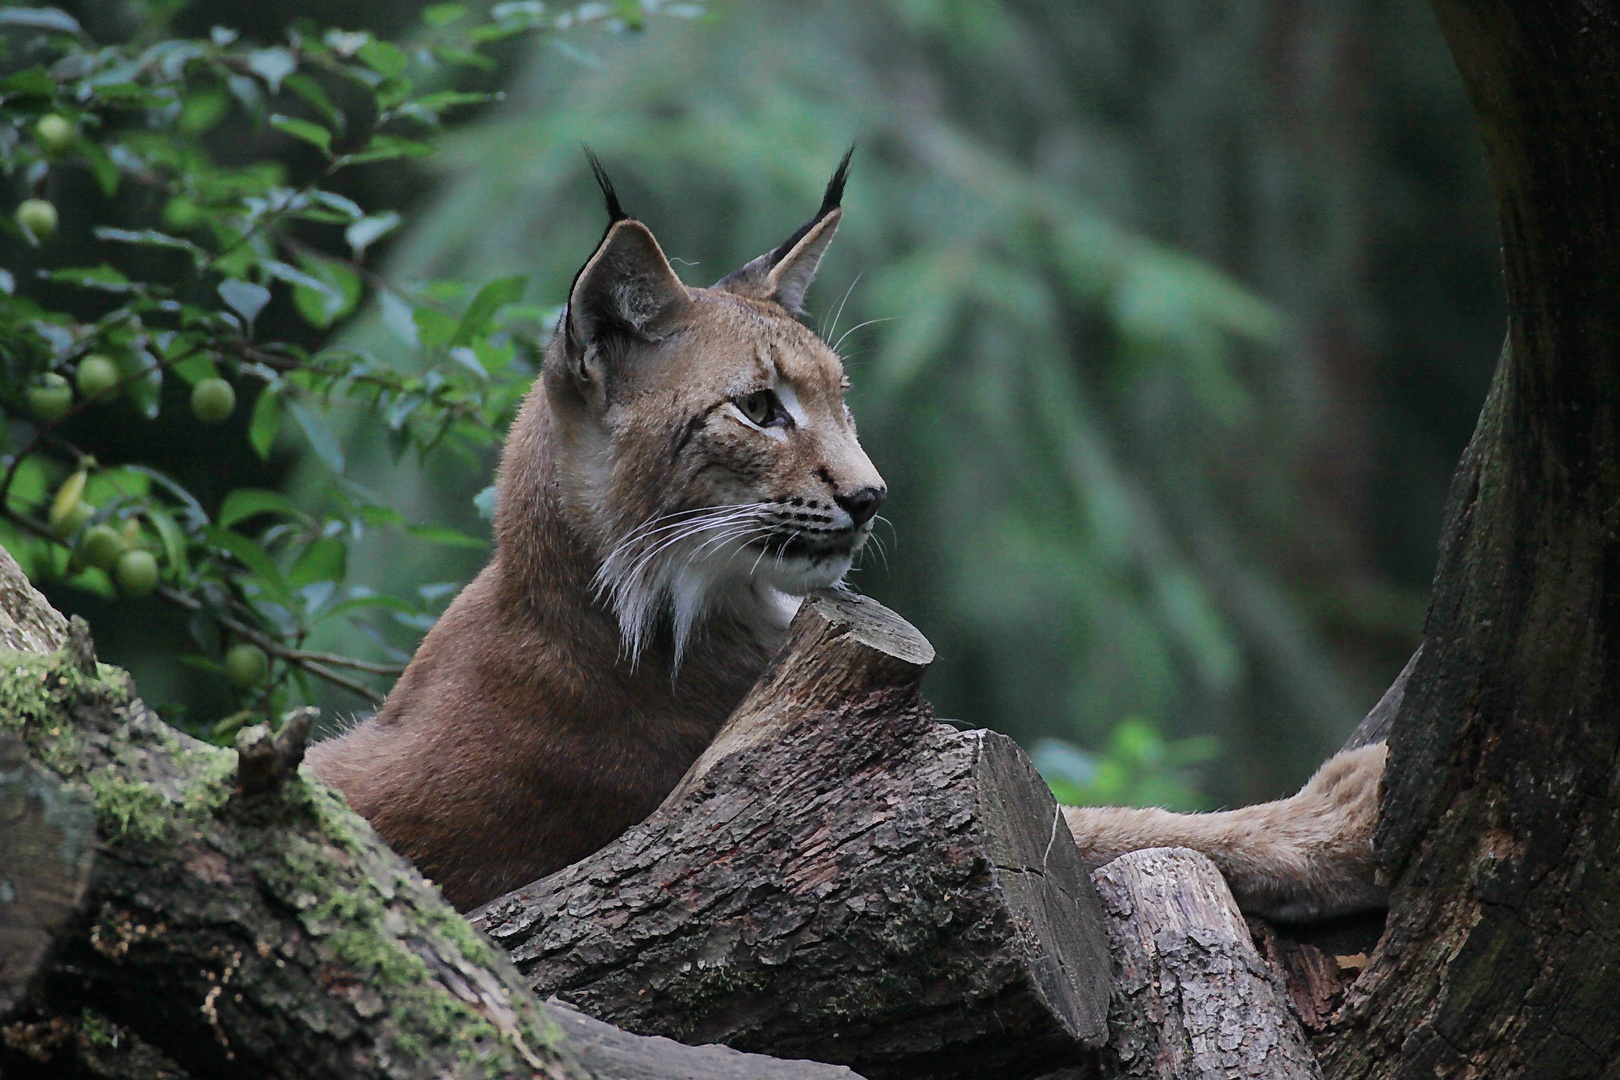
[78, 1009, 116, 1047]
[424, 905, 497, 969]
[90, 775, 173, 844]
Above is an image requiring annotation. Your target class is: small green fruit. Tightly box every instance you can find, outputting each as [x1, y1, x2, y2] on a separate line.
[82, 523, 125, 570]
[49, 469, 89, 538]
[51, 499, 92, 539]
[76, 354, 120, 402]
[35, 114, 74, 155]
[26, 373, 72, 422]
[16, 198, 57, 241]
[114, 548, 159, 598]
[191, 377, 236, 424]
[224, 643, 269, 690]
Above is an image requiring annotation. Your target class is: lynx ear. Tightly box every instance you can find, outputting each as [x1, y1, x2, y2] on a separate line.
[715, 147, 852, 316]
[565, 152, 689, 352]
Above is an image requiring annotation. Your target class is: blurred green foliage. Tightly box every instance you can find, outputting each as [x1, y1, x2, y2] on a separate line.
[0, 1, 702, 740]
[1034, 720, 1219, 812]
[338, 0, 1496, 805]
[2, 0, 1501, 811]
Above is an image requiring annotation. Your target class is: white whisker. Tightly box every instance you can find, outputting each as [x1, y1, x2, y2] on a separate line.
[833, 317, 892, 354]
[823, 271, 863, 343]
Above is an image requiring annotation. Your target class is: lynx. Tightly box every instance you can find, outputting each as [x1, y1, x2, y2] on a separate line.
[308, 153, 1386, 920]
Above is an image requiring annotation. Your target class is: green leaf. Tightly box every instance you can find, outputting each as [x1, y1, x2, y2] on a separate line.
[375, 77, 413, 110]
[338, 134, 435, 166]
[324, 591, 419, 620]
[283, 72, 344, 132]
[288, 255, 360, 329]
[146, 508, 190, 582]
[46, 265, 133, 292]
[345, 211, 400, 258]
[247, 47, 297, 93]
[268, 114, 332, 156]
[405, 524, 487, 549]
[288, 536, 346, 588]
[451, 274, 527, 347]
[218, 279, 272, 325]
[171, 354, 219, 386]
[119, 347, 162, 420]
[357, 505, 404, 528]
[357, 40, 409, 79]
[248, 385, 281, 460]
[423, 4, 467, 27]
[93, 227, 206, 262]
[204, 525, 291, 604]
[79, 141, 120, 196]
[413, 307, 458, 351]
[0, 67, 58, 96]
[219, 488, 307, 528]
[0, 9, 80, 35]
[286, 399, 345, 473]
[179, 86, 230, 134]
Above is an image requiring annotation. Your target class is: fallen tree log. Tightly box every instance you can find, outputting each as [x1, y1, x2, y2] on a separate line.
[1092, 848, 1320, 1080]
[0, 551, 864, 1080]
[472, 590, 1114, 1080]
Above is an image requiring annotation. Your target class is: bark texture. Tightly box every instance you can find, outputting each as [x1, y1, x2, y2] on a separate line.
[0, 731, 95, 1018]
[1321, 3, 1620, 1077]
[1092, 848, 1321, 1080]
[0, 549, 866, 1080]
[473, 590, 1113, 1080]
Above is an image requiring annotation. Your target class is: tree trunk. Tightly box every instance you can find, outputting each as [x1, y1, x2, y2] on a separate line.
[1320, 3, 1620, 1077]
[471, 591, 1113, 1080]
[1092, 848, 1321, 1080]
[0, 553, 863, 1080]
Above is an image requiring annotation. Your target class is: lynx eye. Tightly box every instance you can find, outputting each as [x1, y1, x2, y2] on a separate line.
[736, 390, 784, 428]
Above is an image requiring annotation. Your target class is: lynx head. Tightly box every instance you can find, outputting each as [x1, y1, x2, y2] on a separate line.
[537, 150, 885, 666]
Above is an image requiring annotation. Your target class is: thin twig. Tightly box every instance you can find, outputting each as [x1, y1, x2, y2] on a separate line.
[0, 507, 392, 705]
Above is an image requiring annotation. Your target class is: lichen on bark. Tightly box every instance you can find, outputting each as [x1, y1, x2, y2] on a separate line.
[0, 636, 587, 1080]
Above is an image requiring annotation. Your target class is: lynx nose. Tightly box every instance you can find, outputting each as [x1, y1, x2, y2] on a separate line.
[835, 486, 886, 528]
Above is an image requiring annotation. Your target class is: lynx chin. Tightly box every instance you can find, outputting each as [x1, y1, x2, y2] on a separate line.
[308, 150, 1388, 920]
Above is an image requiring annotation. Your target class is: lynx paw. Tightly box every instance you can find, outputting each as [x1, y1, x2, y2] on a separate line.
[1239, 742, 1389, 922]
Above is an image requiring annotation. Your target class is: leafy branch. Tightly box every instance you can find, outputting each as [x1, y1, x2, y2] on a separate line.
[0, 1, 703, 735]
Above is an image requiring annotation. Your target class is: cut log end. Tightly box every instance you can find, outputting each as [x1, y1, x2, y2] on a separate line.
[809, 589, 936, 668]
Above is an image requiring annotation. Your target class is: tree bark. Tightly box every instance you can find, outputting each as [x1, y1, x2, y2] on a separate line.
[1091, 848, 1321, 1080]
[0, 551, 864, 1080]
[1320, 3, 1620, 1077]
[472, 590, 1113, 1080]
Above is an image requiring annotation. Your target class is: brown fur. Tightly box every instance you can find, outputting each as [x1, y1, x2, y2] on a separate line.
[310, 173, 883, 910]
[1065, 743, 1387, 920]
[311, 160, 1386, 922]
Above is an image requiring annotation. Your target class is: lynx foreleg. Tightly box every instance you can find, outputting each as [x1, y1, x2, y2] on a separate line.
[1062, 742, 1388, 922]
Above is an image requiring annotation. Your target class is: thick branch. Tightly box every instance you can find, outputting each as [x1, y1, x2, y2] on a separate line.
[1323, 4, 1620, 1077]
[474, 591, 1112, 1080]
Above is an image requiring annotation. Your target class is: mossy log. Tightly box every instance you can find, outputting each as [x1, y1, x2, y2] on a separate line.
[0, 553, 862, 1080]
[472, 591, 1114, 1080]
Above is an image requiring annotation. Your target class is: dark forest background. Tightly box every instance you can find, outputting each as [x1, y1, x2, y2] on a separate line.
[18, 0, 1501, 810]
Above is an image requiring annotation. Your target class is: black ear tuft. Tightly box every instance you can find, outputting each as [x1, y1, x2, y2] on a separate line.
[819, 143, 854, 217]
[764, 144, 854, 268]
[583, 146, 628, 228]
